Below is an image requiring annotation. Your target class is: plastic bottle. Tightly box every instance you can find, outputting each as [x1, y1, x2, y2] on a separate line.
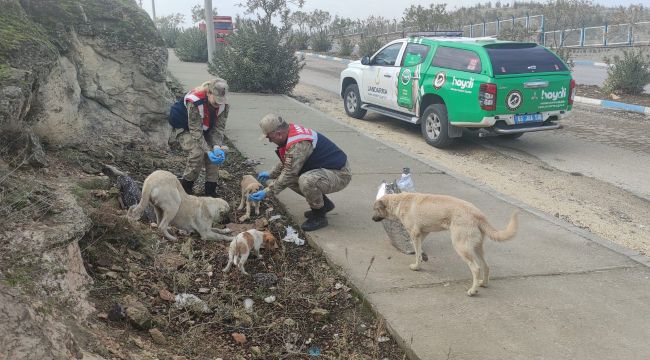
[396, 167, 415, 193]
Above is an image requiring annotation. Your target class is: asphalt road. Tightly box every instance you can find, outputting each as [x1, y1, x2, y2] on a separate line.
[298, 56, 650, 200]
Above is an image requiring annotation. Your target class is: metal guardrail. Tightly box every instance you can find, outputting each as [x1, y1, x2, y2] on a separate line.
[331, 13, 649, 48]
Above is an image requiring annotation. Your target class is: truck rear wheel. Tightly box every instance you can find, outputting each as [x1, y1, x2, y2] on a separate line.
[344, 84, 366, 119]
[421, 104, 454, 148]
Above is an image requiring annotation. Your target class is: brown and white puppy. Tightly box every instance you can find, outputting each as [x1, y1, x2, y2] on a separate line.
[237, 175, 264, 222]
[127, 170, 232, 242]
[372, 193, 518, 296]
[222, 229, 279, 275]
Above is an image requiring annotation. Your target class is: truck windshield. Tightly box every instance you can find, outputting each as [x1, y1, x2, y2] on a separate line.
[215, 22, 232, 30]
[485, 43, 568, 75]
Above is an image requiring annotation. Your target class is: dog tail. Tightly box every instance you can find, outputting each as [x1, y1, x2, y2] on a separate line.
[479, 211, 518, 242]
[126, 177, 152, 221]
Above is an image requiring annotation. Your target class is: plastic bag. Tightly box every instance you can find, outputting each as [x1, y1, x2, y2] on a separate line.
[282, 226, 305, 246]
[376, 180, 415, 254]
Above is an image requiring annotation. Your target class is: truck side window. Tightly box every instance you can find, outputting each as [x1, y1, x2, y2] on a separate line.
[372, 43, 403, 66]
[432, 47, 482, 73]
[401, 43, 430, 67]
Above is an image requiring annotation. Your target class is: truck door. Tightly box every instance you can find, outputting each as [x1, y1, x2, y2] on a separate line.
[362, 42, 404, 109]
[397, 42, 431, 115]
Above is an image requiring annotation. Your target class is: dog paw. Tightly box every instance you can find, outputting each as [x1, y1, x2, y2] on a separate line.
[479, 280, 488, 288]
[466, 288, 478, 296]
[409, 263, 420, 271]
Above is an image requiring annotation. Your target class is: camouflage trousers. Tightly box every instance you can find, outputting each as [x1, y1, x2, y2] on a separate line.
[175, 130, 219, 182]
[288, 161, 352, 209]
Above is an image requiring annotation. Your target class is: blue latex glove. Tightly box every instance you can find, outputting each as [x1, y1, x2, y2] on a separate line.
[207, 148, 226, 164]
[257, 171, 270, 183]
[248, 190, 267, 202]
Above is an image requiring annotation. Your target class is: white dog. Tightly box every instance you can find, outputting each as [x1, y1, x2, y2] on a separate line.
[127, 170, 232, 241]
[237, 175, 264, 222]
[222, 229, 279, 275]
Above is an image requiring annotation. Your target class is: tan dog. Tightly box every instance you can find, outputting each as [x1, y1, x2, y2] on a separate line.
[127, 170, 232, 242]
[372, 193, 518, 296]
[237, 175, 264, 222]
[222, 229, 279, 275]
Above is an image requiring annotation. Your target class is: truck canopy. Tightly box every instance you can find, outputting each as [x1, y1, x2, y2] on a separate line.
[484, 43, 568, 75]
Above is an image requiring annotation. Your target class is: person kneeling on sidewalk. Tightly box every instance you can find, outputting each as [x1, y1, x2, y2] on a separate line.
[251, 114, 351, 231]
[168, 78, 230, 197]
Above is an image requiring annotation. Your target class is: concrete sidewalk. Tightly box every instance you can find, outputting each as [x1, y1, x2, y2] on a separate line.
[168, 56, 650, 360]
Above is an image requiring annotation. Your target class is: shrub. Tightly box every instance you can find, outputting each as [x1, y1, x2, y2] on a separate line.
[338, 37, 353, 56]
[289, 31, 310, 51]
[208, 20, 304, 94]
[358, 36, 382, 57]
[159, 26, 181, 48]
[174, 28, 208, 63]
[603, 49, 650, 95]
[310, 31, 332, 52]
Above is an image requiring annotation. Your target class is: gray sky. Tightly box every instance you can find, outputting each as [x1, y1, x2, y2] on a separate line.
[142, 0, 642, 28]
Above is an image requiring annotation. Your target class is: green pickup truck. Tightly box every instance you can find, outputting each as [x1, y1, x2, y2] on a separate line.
[339, 33, 575, 148]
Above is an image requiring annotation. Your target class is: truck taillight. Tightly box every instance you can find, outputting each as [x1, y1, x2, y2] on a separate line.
[569, 79, 576, 105]
[479, 83, 497, 111]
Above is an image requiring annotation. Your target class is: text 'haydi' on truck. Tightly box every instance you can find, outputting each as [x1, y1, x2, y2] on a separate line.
[340, 32, 575, 148]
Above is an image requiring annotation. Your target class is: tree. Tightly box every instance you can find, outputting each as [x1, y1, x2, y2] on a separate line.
[308, 9, 330, 33]
[290, 10, 310, 33]
[155, 13, 184, 48]
[240, 0, 304, 25]
[191, 4, 218, 23]
[402, 4, 451, 31]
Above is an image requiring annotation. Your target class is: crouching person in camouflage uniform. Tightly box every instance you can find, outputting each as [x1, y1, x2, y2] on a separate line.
[170, 79, 230, 197]
[250, 114, 351, 231]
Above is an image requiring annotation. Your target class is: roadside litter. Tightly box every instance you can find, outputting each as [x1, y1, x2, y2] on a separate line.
[282, 226, 305, 246]
[174, 293, 210, 313]
[377, 168, 416, 255]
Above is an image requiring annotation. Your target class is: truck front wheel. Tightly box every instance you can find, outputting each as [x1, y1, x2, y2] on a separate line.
[343, 84, 367, 119]
[421, 104, 454, 148]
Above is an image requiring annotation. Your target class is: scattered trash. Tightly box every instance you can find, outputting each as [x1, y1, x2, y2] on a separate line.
[308, 347, 321, 356]
[334, 283, 343, 290]
[243, 158, 261, 167]
[395, 167, 415, 192]
[174, 293, 210, 313]
[264, 295, 276, 303]
[282, 226, 305, 246]
[377, 336, 390, 343]
[269, 215, 282, 222]
[243, 298, 254, 313]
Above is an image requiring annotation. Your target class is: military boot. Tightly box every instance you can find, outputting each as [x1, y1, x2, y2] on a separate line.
[179, 178, 194, 195]
[300, 207, 328, 231]
[303, 195, 335, 218]
[204, 181, 219, 197]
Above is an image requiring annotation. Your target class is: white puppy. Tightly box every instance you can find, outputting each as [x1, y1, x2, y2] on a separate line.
[222, 229, 279, 275]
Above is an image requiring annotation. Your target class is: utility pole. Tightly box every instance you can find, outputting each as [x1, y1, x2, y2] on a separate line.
[151, 0, 156, 21]
[205, 0, 216, 64]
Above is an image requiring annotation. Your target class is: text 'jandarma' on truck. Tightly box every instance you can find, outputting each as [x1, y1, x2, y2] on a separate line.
[340, 31, 575, 148]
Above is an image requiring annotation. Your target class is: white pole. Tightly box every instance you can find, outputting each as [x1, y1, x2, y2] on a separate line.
[151, 0, 156, 21]
[205, 0, 216, 64]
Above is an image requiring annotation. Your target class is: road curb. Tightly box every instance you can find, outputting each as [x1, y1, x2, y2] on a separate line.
[574, 96, 650, 115]
[574, 60, 610, 67]
[296, 51, 352, 64]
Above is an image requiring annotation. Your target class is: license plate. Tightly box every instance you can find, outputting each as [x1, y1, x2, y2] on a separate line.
[514, 113, 544, 124]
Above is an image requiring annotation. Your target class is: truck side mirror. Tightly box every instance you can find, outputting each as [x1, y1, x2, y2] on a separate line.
[361, 56, 370, 65]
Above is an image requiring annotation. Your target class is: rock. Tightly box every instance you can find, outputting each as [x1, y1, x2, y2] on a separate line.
[218, 169, 232, 181]
[148, 328, 166, 345]
[108, 303, 126, 322]
[26, 131, 48, 168]
[252, 273, 278, 287]
[124, 298, 153, 330]
[310, 308, 329, 320]
[231, 332, 247, 345]
[159, 289, 175, 302]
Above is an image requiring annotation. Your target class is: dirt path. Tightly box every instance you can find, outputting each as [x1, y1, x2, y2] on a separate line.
[292, 83, 650, 257]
